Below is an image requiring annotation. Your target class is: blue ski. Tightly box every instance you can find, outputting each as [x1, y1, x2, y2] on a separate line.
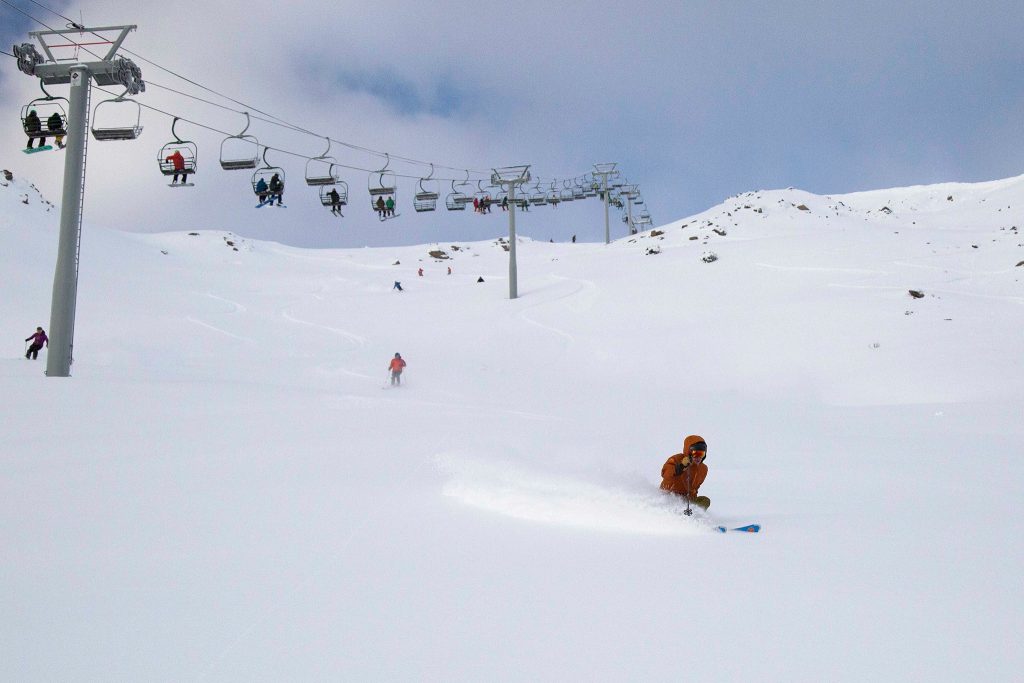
[715, 524, 761, 533]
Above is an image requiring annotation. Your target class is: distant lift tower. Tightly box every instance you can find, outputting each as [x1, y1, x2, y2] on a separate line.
[491, 165, 531, 300]
[13, 26, 144, 377]
[593, 162, 618, 245]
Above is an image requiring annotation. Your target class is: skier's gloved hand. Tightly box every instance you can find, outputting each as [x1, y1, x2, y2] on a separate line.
[674, 455, 691, 476]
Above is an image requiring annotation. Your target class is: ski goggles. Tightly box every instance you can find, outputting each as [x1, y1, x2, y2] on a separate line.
[688, 444, 707, 454]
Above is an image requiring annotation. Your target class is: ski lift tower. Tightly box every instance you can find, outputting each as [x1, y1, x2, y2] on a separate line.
[13, 25, 144, 377]
[618, 184, 634, 235]
[491, 165, 531, 300]
[592, 162, 618, 245]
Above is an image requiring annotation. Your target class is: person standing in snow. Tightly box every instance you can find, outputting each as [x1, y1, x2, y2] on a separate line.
[388, 352, 407, 386]
[660, 435, 710, 511]
[24, 326, 48, 360]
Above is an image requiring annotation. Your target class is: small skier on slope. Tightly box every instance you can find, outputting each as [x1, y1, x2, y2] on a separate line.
[660, 435, 710, 512]
[24, 326, 48, 360]
[388, 352, 407, 386]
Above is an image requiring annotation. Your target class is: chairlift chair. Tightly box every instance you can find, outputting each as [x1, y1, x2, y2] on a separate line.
[305, 138, 341, 186]
[472, 180, 493, 212]
[319, 181, 349, 208]
[369, 154, 398, 217]
[21, 83, 69, 141]
[91, 95, 142, 141]
[445, 180, 468, 211]
[414, 165, 439, 212]
[559, 180, 575, 203]
[546, 182, 561, 207]
[220, 112, 260, 170]
[529, 182, 547, 206]
[158, 117, 197, 181]
[252, 148, 285, 201]
[445, 183, 468, 210]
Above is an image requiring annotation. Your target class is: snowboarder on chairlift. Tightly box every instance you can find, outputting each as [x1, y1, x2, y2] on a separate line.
[24, 326, 48, 360]
[660, 435, 710, 513]
[388, 352, 407, 386]
[385, 196, 395, 217]
[166, 149, 189, 185]
[268, 173, 284, 206]
[24, 110, 45, 149]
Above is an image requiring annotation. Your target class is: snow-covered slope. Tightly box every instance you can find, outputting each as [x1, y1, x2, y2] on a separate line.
[2, 168, 1022, 681]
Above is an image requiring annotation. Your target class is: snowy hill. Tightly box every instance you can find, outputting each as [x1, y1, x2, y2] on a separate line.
[2, 168, 1022, 681]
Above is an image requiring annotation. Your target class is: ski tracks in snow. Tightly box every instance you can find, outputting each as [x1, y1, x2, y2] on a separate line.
[185, 292, 256, 344]
[514, 274, 596, 346]
[436, 453, 705, 536]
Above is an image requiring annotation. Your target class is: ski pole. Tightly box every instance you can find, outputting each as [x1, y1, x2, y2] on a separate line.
[683, 467, 693, 516]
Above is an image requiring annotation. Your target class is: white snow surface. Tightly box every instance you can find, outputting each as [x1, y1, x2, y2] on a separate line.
[2, 170, 1022, 681]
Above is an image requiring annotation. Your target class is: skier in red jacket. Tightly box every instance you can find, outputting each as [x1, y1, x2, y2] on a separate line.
[388, 353, 407, 386]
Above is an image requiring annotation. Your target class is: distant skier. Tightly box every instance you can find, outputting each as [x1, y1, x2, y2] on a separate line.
[393, 281, 403, 292]
[24, 326, 48, 360]
[418, 268, 424, 277]
[388, 352, 407, 386]
[660, 435, 710, 512]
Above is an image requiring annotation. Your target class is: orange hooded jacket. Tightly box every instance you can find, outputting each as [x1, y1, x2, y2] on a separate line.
[660, 434, 708, 497]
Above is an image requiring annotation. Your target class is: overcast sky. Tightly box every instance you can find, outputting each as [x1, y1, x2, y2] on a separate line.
[3, 0, 1023, 247]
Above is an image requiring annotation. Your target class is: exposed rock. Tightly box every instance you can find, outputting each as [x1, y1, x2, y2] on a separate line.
[650, 229, 664, 237]
[712, 228, 727, 236]
[188, 232, 199, 236]
[1015, 261, 1024, 267]
[880, 206, 892, 214]
[701, 251, 718, 263]
[2, 169, 12, 181]
[908, 290, 925, 299]
[796, 204, 810, 211]
[428, 250, 449, 260]
[689, 236, 698, 241]
[645, 246, 661, 255]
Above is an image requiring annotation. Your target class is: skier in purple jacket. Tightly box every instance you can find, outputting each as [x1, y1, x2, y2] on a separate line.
[25, 327, 47, 360]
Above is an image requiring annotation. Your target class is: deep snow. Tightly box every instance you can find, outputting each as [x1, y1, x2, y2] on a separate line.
[1, 168, 1022, 681]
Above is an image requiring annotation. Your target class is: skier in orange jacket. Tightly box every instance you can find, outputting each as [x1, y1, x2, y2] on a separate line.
[388, 352, 407, 386]
[660, 435, 710, 512]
